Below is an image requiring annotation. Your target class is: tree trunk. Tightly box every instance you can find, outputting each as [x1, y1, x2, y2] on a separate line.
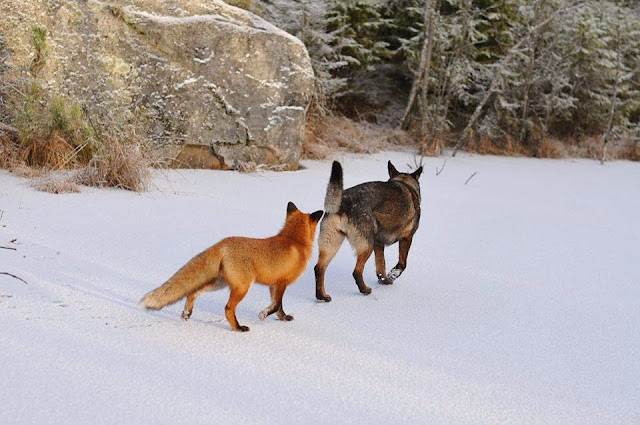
[520, 0, 547, 148]
[438, 0, 470, 137]
[419, 0, 437, 137]
[601, 29, 622, 164]
[399, 0, 436, 131]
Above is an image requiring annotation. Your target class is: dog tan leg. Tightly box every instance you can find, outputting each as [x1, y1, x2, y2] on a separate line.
[353, 247, 373, 295]
[374, 242, 392, 285]
[314, 216, 345, 302]
[389, 236, 413, 282]
[225, 283, 251, 332]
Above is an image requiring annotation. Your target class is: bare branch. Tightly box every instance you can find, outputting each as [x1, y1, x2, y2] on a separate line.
[465, 172, 477, 185]
[0, 272, 28, 284]
[435, 159, 447, 176]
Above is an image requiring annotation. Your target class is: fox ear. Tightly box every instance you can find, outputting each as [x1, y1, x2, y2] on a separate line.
[310, 210, 324, 223]
[287, 202, 298, 215]
[411, 166, 423, 180]
[388, 160, 399, 178]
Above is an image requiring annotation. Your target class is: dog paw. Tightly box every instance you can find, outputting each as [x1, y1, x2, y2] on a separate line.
[377, 274, 393, 285]
[388, 268, 402, 283]
[360, 286, 372, 295]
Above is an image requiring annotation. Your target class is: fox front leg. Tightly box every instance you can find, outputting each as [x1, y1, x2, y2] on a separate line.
[226, 285, 251, 332]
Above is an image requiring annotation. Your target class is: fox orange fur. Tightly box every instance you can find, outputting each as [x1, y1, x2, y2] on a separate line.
[141, 202, 323, 332]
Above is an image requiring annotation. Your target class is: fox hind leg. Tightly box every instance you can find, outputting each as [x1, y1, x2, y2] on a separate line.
[259, 284, 293, 321]
[181, 287, 208, 320]
[181, 292, 197, 321]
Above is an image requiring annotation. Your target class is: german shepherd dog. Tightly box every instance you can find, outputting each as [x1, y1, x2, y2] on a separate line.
[314, 160, 423, 301]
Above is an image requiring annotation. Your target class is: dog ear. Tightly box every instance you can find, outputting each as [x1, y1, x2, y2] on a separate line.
[411, 166, 423, 180]
[287, 201, 298, 215]
[388, 161, 399, 178]
[310, 210, 324, 223]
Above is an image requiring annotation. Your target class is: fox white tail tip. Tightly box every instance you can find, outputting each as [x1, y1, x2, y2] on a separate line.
[140, 292, 163, 310]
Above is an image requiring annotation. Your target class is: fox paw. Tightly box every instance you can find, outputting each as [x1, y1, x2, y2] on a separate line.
[377, 274, 393, 285]
[281, 314, 294, 321]
[259, 310, 269, 321]
[236, 325, 250, 332]
[181, 311, 191, 321]
[316, 294, 332, 303]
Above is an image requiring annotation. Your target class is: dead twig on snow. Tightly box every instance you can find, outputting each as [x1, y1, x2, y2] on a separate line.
[436, 159, 447, 176]
[0, 272, 28, 284]
[465, 172, 477, 185]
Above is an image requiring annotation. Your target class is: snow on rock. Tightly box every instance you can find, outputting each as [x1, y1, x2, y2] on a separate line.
[0, 0, 314, 169]
[1, 152, 639, 424]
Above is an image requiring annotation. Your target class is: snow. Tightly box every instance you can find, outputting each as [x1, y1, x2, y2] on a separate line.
[124, 3, 307, 51]
[193, 52, 215, 64]
[174, 76, 201, 90]
[1, 152, 639, 424]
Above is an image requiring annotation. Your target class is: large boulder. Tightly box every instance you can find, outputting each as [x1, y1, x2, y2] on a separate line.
[0, 0, 314, 169]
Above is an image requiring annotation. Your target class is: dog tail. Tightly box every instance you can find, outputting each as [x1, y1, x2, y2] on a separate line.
[141, 246, 222, 310]
[324, 161, 343, 214]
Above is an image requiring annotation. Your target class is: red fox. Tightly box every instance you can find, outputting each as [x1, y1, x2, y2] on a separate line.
[141, 202, 323, 332]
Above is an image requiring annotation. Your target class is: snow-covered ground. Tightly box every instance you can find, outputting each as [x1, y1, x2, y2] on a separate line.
[1, 152, 639, 424]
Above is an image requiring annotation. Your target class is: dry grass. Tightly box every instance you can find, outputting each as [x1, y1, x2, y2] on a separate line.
[596, 136, 640, 161]
[10, 163, 47, 178]
[20, 131, 80, 169]
[236, 160, 290, 173]
[76, 133, 151, 192]
[420, 135, 446, 157]
[303, 114, 411, 160]
[31, 174, 80, 194]
[464, 135, 530, 157]
[237, 160, 258, 173]
[537, 138, 568, 159]
[0, 133, 19, 169]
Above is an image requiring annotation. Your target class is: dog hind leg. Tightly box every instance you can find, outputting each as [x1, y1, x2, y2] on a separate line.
[314, 215, 345, 302]
[353, 246, 374, 295]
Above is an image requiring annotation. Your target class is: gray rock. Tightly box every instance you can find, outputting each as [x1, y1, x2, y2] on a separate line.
[0, 0, 314, 169]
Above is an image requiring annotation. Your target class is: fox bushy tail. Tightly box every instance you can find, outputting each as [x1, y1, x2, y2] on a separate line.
[324, 161, 343, 214]
[141, 246, 221, 309]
